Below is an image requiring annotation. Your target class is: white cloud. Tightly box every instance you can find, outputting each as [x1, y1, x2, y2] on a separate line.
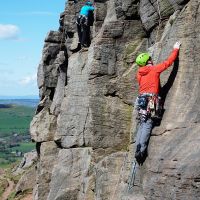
[0, 24, 20, 40]
[19, 73, 37, 86]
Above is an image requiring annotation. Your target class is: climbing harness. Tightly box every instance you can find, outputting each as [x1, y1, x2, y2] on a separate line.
[76, 15, 89, 27]
[136, 94, 162, 121]
[147, 95, 162, 119]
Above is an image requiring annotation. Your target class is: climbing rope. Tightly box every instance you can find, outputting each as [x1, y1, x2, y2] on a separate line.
[127, 160, 137, 192]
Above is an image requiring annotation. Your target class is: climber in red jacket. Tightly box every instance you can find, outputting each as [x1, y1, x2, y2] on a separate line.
[134, 41, 181, 165]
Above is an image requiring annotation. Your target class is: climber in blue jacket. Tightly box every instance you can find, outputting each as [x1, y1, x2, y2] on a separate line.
[70, 1, 95, 53]
[80, 1, 95, 17]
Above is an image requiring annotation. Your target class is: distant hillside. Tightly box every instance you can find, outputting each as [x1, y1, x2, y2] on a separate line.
[0, 99, 39, 108]
[0, 104, 12, 108]
[0, 95, 39, 99]
[0, 104, 35, 136]
[0, 103, 36, 167]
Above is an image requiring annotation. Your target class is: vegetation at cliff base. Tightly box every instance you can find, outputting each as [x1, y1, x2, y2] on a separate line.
[0, 100, 37, 167]
[0, 104, 34, 136]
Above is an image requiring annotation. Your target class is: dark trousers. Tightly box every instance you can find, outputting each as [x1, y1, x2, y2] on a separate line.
[77, 23, 91, 47]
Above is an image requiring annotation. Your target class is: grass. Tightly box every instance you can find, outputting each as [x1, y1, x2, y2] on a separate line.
[8, 191, 16, 200]
[0, 162, 11, 169]
[0, 159, 31, 200]
[0, 142, 36, 167]
[0, 187, 3, 198]
[0, 105, 35, 137]
[11, 142, 35, 153]
[0, 104, 36, 167]
[0, 177, 9, 197]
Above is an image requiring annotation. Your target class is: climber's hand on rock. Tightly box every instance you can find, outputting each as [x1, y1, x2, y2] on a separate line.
[173, 41, 181, 49]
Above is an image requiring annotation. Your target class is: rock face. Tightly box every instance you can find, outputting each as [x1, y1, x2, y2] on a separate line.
[13, 151, 37, 195]
[30, 0, 200, 199]
[13, 150, 37, 176]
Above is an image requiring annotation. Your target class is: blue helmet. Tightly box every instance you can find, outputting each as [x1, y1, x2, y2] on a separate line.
[85, 1, 93, 6]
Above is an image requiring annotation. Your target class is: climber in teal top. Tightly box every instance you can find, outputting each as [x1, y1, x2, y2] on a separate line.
[80, 2, 95, 16]
[70, 1, 95, 53]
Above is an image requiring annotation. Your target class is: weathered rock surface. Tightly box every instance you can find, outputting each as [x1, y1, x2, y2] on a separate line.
[12, 151, 37, 176]
[30, 0, 200, 199]
[1, 151, 38, 199]
[33, 142, 59, 200]
[47, 148, 92, 200]
[15, 166, 36, 194]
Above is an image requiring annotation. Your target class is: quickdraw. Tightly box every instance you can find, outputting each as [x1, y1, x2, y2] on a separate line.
[147, 95, 162, 117]
[136, 94, 162, 121]
[127, 160, 137, 192]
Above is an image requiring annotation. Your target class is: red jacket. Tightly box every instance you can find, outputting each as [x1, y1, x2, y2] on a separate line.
[137, 49, 179, 95]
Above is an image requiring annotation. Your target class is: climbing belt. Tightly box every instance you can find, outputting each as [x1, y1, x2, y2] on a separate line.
[136, 94, 162, 121]
[147, 95, 162, 118]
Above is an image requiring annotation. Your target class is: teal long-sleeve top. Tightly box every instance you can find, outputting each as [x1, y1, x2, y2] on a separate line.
[80, 5, 95, 17]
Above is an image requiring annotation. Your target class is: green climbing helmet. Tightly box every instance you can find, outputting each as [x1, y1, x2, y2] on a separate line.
[136, 53, 150, 66]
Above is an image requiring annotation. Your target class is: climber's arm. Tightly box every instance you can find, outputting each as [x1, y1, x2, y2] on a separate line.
[154, 42, 181, 73]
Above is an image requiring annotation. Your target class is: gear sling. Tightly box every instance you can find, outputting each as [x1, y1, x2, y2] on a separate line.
[136, 93, 162, 121]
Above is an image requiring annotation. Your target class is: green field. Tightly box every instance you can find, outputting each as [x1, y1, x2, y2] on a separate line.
[0, 143, 35, 168]
[11, 142, 35, 152]
[0, 104, 35, 137]
[0, 103, 36, 167]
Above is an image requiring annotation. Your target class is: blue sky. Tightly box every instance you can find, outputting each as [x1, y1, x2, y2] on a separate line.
[0, 0, 66, 97]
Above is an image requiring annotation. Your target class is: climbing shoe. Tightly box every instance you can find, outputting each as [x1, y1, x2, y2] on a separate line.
[135, 144, 142, 164]
[135, 144, 147, 165]
[135, 152, 143, 165]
